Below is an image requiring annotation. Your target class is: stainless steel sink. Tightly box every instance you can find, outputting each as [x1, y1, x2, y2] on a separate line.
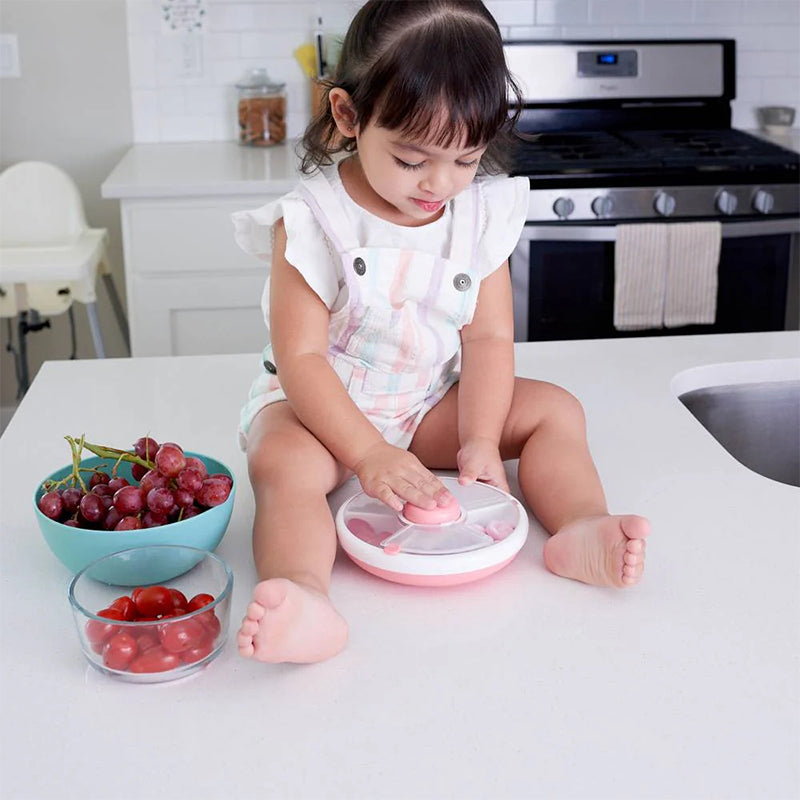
[675, 360, 800, 488]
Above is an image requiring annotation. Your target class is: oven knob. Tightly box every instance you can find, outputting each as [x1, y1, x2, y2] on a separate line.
[715, 189, 738, 216]
[752, 189, 775, 215]
[653, 192, 676, 217]
[591, 196, 614, 218]
[553, 197, 575, 219]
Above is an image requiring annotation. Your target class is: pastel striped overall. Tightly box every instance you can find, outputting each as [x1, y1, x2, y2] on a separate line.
[238, 171, 483, 450]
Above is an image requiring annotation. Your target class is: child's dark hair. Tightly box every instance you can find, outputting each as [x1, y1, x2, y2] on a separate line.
[300, 0, 522, 175]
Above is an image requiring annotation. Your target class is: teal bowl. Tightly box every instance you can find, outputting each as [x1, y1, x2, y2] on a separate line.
[34, 452, 235, 584]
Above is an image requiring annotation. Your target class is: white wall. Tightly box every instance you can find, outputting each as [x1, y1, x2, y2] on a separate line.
[0, 0, 132, 411]
[126, 0, 799, 141]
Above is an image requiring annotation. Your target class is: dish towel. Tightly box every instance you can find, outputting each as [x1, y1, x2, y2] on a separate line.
[663, 221, 721, 328]
[613, 223, 669, 330]
[614, 222, 722, 330]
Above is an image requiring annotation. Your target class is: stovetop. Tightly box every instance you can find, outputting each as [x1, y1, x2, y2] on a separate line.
[510, 127, 800, 187]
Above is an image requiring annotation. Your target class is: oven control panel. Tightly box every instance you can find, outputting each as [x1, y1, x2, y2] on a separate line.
[577, 49, 638, 77]
[525, 184, 800, 223]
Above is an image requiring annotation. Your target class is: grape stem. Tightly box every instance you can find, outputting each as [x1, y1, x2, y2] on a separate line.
[43, 436, 158, 492]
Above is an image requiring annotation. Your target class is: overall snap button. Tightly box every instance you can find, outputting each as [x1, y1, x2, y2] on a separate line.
[453, 273, 471, 291]
[353, 257, 367, 276]
[263, 359, 277, 374]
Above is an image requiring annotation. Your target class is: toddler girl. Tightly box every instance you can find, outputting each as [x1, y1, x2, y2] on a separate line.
[233, 0, 649, 664]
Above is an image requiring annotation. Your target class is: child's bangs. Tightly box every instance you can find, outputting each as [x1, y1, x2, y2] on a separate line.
[369, 26, 509, 150]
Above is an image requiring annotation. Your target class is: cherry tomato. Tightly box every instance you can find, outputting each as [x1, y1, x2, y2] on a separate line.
[133, 585, 173, 618]
[135, 632, 159, 653]
[102, 632, 138, 670]
[85, 608, 125, 647]
[186, 593, 214, 612]
[197, 610, 221, 640]
[159, 617, 207, 654]
[129, 646, 180, 674]
[168, 588, 188, 611]
[180, 638, 215, 665]
[109, 595, 137, 621]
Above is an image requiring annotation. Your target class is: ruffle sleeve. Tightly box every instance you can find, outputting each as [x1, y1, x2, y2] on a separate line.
[475, 175, 529, 278]
[230, 190, 340, 310]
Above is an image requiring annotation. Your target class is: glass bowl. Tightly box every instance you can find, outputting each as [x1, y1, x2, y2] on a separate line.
[34, 452, 235, 582]
[68, 546, 233, 683]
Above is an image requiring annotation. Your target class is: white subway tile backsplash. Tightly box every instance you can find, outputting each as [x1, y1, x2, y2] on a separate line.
[589, 0, 641, 25]
[535, 0, 588, 26]
[694, 1, 745, 24]
[126, 0, 799, 143]
[742, 1, 800, 26]
[507, 26, 564, 39]
[485, 2, 535, 27]
[641, 2, 694, 26]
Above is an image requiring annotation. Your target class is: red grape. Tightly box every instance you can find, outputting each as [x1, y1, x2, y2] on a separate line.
[131, 463, 147, 482]
[146, 487, 174, 515]
[115, 516, 142, 531]
[89, 471, 110, 488]
[108, 476, 129, 492]
[155, 444, 186, 479]
[196, 477, 230, 508]
[64, 519, 80, 527]
[133, 436, 159, 461]
[61, 487, 83, 514]
[103, 507, 123, 530]
[139, 469, 168, 495]
[176, 468, 202, 495]
[142, 511, 168, 528]
[182, 504, 202, 519]
[209, 473, 233, 490]
[38, 490, 64, 520]
[113, 485, 145, 516]
[183, 457, 207, 478]
[173, 488, 194, 508]
[79, 492, 104, 524]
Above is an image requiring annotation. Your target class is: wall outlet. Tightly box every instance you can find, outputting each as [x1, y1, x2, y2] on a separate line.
[179, 35, 203, 77]
[0, 34, 21, 78]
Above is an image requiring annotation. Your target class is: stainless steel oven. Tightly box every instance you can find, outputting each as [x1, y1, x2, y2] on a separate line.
[504, 40, 800, 341]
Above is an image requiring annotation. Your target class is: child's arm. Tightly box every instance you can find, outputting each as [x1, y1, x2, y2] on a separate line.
[456, 261, 515, 490]
[269, 220, 451, 511]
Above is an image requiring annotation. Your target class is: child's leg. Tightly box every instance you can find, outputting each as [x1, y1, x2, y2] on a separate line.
[409, 379, 648, 588]
[237, 402, 350, 663]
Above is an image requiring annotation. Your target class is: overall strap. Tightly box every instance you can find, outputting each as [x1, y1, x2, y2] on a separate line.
[447, 182, 481, 268]
[297, 170, 361, 255]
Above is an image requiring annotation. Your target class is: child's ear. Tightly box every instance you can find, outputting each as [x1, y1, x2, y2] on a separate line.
[329, 88, 359, 138]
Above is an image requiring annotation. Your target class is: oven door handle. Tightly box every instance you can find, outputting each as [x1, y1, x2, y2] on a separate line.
[518, 218, 800, 241]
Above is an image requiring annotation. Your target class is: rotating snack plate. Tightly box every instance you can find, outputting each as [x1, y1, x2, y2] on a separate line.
[334, 477, 528, 586]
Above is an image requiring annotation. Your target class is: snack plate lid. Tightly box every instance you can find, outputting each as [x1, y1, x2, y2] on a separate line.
[337, 478, 524, 556]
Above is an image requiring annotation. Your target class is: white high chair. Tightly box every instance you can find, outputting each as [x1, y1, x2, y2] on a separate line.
[0, 161, 129, 395]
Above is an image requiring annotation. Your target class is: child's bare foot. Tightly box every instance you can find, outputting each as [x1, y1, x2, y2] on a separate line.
[237, 578, 349, 664]
[543, 514, 649, 588]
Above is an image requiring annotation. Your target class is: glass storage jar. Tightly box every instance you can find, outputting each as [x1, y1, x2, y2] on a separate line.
[236, 68, 287, 147]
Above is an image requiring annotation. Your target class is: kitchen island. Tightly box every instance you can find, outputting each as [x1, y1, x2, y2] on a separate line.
[1, 332, 798, 799]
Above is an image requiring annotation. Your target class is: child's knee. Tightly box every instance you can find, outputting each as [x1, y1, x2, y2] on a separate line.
[247, 430, 335, 491]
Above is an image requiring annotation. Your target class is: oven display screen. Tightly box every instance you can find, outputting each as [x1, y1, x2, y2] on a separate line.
[597, 53, 617, 65]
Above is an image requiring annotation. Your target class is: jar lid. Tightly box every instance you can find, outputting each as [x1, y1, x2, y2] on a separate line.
[235, 67, 285, 92]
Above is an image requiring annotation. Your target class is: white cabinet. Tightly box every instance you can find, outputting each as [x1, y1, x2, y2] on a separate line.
[119, 195, 275, 356]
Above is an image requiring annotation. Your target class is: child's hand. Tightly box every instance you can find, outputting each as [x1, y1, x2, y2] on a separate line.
[457, 438, 509, 492]
[353, 442, 453, 513]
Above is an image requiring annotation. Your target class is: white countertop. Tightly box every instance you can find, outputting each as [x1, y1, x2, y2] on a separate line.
[1, 332, 799, 799]
[101, 141, 302, 199]
[101, 128, 799, 200]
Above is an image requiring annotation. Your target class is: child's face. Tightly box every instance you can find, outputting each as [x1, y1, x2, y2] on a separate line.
[355, 119, 487, 224]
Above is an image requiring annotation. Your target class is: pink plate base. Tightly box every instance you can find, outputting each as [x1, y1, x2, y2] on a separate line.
[345, 553, 518, 586]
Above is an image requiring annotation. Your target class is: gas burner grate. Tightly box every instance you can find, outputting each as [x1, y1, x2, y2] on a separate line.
[617, 129, 800, 169]
[511, 131, 661, 174]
